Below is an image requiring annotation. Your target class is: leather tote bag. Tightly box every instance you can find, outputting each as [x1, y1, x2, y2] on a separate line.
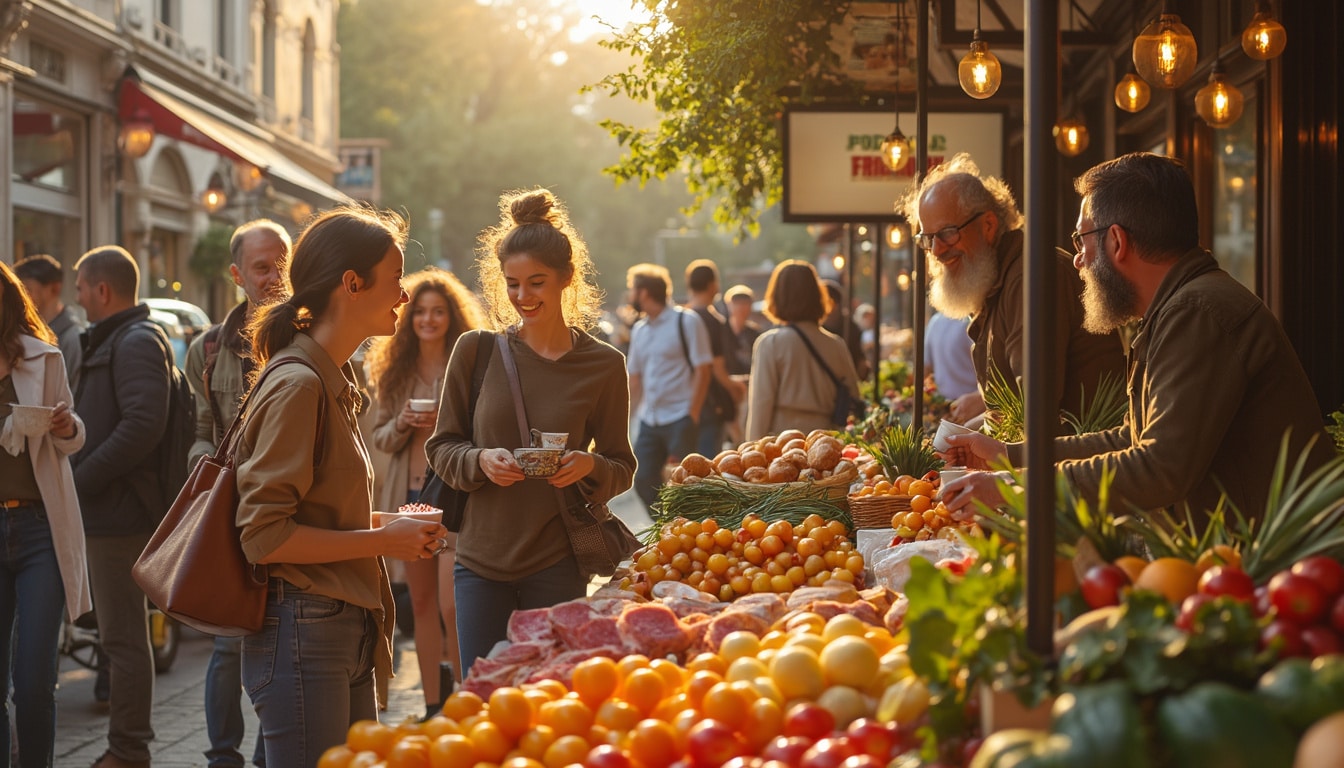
[132, 356, 325, 636]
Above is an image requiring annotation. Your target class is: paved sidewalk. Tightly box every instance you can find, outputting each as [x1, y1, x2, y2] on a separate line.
[52, 491, 654, 766]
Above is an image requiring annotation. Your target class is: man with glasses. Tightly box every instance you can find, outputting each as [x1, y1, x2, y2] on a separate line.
[901, 153, 1125, 432]
[940, 152, 1333, 524]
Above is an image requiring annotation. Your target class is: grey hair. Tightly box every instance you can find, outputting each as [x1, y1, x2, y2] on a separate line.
[899, 152, 1024, 241]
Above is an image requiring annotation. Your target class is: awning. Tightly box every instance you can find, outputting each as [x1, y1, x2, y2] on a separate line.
[118, 76, 351, 208]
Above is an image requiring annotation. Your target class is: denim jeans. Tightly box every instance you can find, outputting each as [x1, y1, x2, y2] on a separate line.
[454, 557, 586, 679]
[243, 581, 377, 768]
[632, 415, 696, 510]
[205, 635, 265, 767]
[0, 503, 66, 768]
[85, 531, 155, 763]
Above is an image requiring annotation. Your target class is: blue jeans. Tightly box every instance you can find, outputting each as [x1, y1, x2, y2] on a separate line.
[454, 557, 586, 679]
[242, 581, 377, 768]
[632, 415, 696, 510]
[0, 503, 66, 768]
[205, 635, 265, 767]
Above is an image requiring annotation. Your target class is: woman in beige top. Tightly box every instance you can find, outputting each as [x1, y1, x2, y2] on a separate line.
[366, 268, 483, 715]
[233, 207, 447, 768]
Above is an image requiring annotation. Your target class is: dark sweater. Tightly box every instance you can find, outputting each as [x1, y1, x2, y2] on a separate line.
[425, 328, 635, 580]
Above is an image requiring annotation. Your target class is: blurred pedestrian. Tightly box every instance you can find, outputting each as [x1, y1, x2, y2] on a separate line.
[723, 284, 761, 444]
[365, 268, 484, 717]
[622, 263, 710, 510]
[0, 261, 90, 768]
[747, 261, 860, 440]
[184, 219, 291, 768]
[426, 189, 635, 679]
[15, 253, 84, 388]
[683, 259, 744, 455]
[822, 279, 869, 380]
[234, 206, 444, 767]
[924, 310, 983, 424]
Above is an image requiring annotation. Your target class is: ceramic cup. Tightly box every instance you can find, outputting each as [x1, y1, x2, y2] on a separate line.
[932, 419, 977, 453]
[514, 447, 564, 478]
[529, 429, 569, 450]
[408, 398, 437, 412]
[7, 404, 54, 438]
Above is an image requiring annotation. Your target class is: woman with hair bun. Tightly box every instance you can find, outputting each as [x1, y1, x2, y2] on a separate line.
[235, 206, 448, 767]
[365, 268, 484, 715]
[426, 188, 635, 678]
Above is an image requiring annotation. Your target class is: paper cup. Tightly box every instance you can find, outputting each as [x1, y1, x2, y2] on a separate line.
[939, 467, 970, 493]
[932, 419, 977, 452]
[374, 508, 444, 527]
[7, 404, 53, 438]
[408, 398, 437, 412]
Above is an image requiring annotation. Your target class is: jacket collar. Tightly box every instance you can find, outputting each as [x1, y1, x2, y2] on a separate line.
[289, 333, 364, 415]
[18, 334, 57, 361]
[984, 228, 1025, 304]
[220, 300, 250, 355]
[83, 304, 151, 355]
[1141, 248, 1219, 329]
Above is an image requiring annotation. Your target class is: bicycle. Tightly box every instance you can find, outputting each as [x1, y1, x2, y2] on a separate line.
[60, 605, 181, 676]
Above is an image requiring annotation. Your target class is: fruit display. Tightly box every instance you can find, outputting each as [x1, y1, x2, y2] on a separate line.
[667, 429, 855, 486]
[624, 514, 866, 601]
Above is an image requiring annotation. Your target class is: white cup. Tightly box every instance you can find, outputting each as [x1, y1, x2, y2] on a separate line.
[408, 398, 437, 412]
[7, 404, 53, 438]
[939, 467, 970, 489]
[932, 419, 977, 452]
[374, 508, 443, 527]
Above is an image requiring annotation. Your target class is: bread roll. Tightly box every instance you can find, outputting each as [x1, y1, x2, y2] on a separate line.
[767, 457, 800, 483]
[681, 453, 714, 478]
[775, 429, 806, 447]
[743, 465, 769, 483]
[718, 453, 745, 477]
[781, 448, 810, 468]
[807, 439, 842, 471]
[782, 438, 807, 455]
[741, 450, 769, 470]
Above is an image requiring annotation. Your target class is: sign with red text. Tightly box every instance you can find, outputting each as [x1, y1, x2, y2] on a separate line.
[782, 109, 1004, 222]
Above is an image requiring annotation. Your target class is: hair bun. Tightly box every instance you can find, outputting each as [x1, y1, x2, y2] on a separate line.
[509, 190, 558, 227]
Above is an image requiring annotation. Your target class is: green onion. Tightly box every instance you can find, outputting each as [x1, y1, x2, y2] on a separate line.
[645, 478, 852, 543]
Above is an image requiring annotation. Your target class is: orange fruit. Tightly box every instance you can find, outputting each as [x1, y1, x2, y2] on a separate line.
[347, 751, 382, 768]
[516, 724, 557, 758]
[628, 719, 680, 768]
[346, 720, 397, 756]
[317, 745, 356, 768]
[769, 645, 825, 700]
[1195, 544, 1242, 574]
[571, 657, 619, 708]
[537, 698, 593, 738]
[487, 687, 535, 740]
[594, 698, 642, 732]
[428, 734, 476, 768]
[440, 690, 484, 721]
[1133, 557, 1201, 603]
[541, 734, 590, 768]
[386, 735, 433, 768]
[819, 635, 881, 689]
[701, 681, 752, 730]
[467, 720, 510, 764]
[619, 667, 667, 716]
[1113, 556, 1149, 584]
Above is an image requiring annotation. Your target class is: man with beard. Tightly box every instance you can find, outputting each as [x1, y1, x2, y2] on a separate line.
[940, 152, 1333, 523]
[903, 153, 1125, 434]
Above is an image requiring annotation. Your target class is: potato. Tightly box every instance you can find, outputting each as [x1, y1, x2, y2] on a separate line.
[718, 453, 745, 477]
[781, 448, 810, 468]
[741, 449, 769, 470]
[681, 453, 714, 478]
[775, 429, 806, 447]
[670, 466, 689, 484]
[767, 457, 800, 483]
[782, 438, 807, 455]
[743, 465, 769, 483]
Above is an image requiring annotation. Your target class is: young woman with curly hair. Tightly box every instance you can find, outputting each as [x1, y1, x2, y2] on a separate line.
[364, 267, 483, 715]
[425, 188, 635, 678]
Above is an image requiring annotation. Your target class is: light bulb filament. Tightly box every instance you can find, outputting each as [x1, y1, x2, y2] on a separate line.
[1158, 36, 1177, 74]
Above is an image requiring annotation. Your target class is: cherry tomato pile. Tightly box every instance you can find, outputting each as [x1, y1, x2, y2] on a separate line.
[621, 514, 865, 601]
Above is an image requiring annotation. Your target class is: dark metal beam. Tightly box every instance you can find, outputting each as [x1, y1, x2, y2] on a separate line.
[913, 0, 930, 432]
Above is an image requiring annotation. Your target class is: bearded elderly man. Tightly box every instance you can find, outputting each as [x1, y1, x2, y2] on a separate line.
[902, 153, 1125, 430]
[941, 152, 1334, 523]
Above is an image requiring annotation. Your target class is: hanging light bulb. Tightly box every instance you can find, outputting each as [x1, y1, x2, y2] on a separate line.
[1114, 72, 1152, 112]
[118, 110, 156, 159]
[233, 162, 265, 192]
[1195, 65, 1245, 128]
[201, 174, 228, 213]
[1053, 118, 1090, 157]
[1241, 1, 1287, 60]
[1132, 7, 1198, 89]
[958, 0, 1001, 99]
[880, 126, 913, 172]
[886, 224, 904, 248]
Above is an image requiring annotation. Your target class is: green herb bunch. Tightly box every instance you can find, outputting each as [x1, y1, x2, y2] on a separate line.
[871, 423, 944, 480]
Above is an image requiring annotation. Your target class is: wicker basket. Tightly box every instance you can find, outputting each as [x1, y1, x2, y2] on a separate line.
[848, 493, 913, 529]
[718, 465, 859, 504]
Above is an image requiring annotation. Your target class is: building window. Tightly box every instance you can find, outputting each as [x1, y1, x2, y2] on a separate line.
[262, 0, 276, 100]
[11, 99, 81, 194]
[216, 0, 231, 60]
[158, 0, 175, 27]
[1212, 93, 1259, 292]
[301, 19, 315, 121]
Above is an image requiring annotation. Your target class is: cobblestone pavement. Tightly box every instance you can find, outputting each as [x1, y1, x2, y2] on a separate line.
[52, 490, 654, 767]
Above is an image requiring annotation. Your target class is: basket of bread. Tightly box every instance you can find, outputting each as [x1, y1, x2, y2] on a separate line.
[667, 429, 859, 500]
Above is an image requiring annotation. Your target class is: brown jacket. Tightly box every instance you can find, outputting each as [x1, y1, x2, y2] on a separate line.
[1012, 250, 1334, 520]
[969, 228, 1127, 433]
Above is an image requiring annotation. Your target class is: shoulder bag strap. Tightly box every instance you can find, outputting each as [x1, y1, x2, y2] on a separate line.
[213, 355, 327, 466]
[466, 331, 494, 427]
[675, 309, 695, 374]
[789, 324, 843, 388]
[495, 332, 531, 446]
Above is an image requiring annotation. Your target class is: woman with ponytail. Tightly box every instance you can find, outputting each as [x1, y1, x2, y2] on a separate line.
[426, 189, 635, 678]
[233, 206, 448, 767]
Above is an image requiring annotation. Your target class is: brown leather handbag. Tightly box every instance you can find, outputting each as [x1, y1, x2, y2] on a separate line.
[132, 356, 326, 636]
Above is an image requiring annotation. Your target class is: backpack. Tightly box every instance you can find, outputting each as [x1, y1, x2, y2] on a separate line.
[112, 319, 197, 516]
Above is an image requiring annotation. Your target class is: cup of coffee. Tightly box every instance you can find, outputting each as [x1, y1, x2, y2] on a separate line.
[932, 419, 977, 452]
[408, 398, 437, 413]
[7, 404, 53, 438]
[374, 507, 444, 527]
[529, 429, 569, 450]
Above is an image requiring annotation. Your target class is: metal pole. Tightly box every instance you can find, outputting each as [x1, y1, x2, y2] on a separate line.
[1024, 0, 1059, 659]
[872, 226, 884, 402]
[913, 0, 929, 432]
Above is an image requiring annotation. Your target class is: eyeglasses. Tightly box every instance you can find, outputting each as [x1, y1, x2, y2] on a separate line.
[1071, 225, 1110, 254]
[916, 211, 985, 251]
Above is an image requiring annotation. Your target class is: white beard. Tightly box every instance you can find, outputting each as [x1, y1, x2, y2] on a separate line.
[1080, 251, 1138, 334]
[928, 242, 999, 319]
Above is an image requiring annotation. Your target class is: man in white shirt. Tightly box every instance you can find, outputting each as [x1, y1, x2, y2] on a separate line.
[625, 264, 712, 510]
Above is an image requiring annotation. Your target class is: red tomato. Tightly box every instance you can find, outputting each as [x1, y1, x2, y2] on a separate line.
[1198, 565, 1256, 601]
[762, 736, 812, 766]
[962, 736, 986, 764]
[585, 744, 634, 768]
[845, 719, 897, 759]
[1303, 625, 1344, 657]
[687, 720, 746, 768]
[1269, 572, 1328, 624]
[1292, 556, 1344, 597]
[841, 446, 860, 460]
[1080, 564, 1131, 609]
[1261, 619, 1308, 658]
[800, 738, 859, 768]
[784, 702, 837, 741]
[1332, 593, 1344, 635]
[722, 758, 764, 768]
[1176, 593, 1216, 632]
[1255, 585, 1273, 617]
[839, 756, 883, 768]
